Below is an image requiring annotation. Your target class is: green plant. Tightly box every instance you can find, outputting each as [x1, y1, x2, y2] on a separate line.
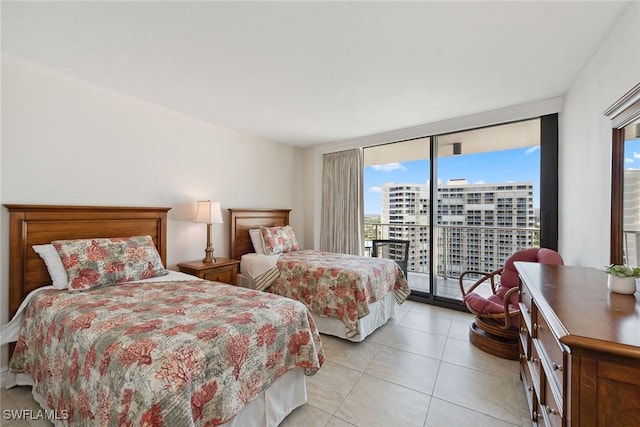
[604, 264, 640, 277]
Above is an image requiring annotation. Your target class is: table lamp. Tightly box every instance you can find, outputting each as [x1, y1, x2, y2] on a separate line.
[194, 200, 223, 263]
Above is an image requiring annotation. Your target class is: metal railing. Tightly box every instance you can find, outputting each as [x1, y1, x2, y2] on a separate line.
[365, 222, 540, 282]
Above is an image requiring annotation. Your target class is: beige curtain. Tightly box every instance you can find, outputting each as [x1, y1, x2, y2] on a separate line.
[320, 148, 364, 255]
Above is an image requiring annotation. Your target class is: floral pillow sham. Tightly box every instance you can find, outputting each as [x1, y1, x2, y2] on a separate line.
[260, 225, 299, 255]
[52, 235, 168, 292]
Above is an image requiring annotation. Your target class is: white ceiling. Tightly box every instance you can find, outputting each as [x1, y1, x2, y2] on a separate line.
[1, 1, 631, 147]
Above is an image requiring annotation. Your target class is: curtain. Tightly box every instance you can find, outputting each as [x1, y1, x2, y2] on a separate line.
[320, 148, 364, 255]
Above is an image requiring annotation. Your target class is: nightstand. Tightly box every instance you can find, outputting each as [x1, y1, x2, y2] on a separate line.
[177, 258, 240, 285]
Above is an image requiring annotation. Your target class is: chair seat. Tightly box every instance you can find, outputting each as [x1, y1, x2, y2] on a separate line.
[463, 292, 518, 316]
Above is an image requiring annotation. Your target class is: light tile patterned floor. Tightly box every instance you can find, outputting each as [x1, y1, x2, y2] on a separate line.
[1, 301, 533, 427]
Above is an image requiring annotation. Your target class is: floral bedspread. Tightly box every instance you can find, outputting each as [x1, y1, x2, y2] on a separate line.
[10, 280, 324, 426]
[270, 250, 410, 338]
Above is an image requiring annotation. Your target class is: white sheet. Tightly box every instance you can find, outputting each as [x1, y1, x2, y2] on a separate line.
[0, 270, 197, 345]
[240, 252, 280, 279]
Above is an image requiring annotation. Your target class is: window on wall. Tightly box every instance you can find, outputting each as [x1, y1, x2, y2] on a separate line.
[606, 83, 640, 265]
[616, 118, 640, 265]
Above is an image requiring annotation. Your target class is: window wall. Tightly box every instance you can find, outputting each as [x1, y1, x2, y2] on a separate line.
[363, 118, 555, 309]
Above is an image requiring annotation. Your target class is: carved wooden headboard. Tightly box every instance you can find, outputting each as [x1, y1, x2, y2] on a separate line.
[228, 209, 291, 260]
[4, 204, 170, 318]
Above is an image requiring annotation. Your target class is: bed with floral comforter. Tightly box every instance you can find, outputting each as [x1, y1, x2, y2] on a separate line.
[268, 250, 410, 338]
[9, 280, 325, 426]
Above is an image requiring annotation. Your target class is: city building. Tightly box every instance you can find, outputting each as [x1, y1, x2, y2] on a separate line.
[381, 179, 537, 277]
[623, 169, 640, 266]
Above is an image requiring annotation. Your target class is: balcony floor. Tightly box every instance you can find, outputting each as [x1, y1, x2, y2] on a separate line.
[407, 272, 494, 300]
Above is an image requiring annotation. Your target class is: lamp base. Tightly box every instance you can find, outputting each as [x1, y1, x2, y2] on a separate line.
[203, 247, 216, 263]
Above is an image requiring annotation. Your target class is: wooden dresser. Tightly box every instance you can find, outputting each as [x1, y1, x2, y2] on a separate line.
[516, 262, 640, 427]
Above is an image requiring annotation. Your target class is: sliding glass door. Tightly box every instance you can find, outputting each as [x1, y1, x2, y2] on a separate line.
[433, 120, 540, 301]
[363, 137, 431, 294]
[363, 118, 551, 308]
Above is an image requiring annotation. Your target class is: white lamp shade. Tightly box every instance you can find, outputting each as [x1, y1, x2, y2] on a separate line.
[195, 201, 223, 224]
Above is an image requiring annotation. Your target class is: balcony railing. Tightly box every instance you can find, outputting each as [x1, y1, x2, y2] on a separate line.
[623, 229, 640, 266]
[365, 222, 540, 300]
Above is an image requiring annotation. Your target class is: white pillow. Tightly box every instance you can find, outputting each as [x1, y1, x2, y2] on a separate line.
[249, 229, 265, 254]
[32, 244, 68, 289]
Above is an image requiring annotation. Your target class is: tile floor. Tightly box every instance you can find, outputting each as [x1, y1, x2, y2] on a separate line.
[1, 301, 533, 427]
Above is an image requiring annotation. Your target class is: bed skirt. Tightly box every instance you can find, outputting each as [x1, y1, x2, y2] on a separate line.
[6, 367, 307, 427]
[238, 273, 396, 342]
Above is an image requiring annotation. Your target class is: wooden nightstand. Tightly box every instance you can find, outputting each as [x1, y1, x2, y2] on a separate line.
[177, 258, 240, 285]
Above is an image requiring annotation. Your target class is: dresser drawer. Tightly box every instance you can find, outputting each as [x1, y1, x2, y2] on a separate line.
[519, 281, 534, 328]
[535, 402, 548, 427]
[534, 310, 565, 396]
[542, 375, 563, 427]
[203, 268, 233, 284]
[519, 312, 530, 358]
[521, 355, 535, 420]
[530, 339, 543, 398]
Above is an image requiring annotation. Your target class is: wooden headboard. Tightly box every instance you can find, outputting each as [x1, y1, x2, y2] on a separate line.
[228, 209, 291, 260]
[4, 204, 171, 318]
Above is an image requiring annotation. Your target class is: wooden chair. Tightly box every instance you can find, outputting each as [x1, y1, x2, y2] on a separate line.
[459, 247, 563, 360]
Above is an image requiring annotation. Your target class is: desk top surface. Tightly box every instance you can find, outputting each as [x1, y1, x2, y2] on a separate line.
[516, 262, 640, 358]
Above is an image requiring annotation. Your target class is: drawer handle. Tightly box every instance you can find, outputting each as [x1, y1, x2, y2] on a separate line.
[526, 308, 531, 314]
[519, 354, 527, 361]
[520, 327, 527, 333]
[553, 362, 563, 372]
[547, 406, 559, 416]
[531, 357, 540, 364]
[527, 386, 533, 392]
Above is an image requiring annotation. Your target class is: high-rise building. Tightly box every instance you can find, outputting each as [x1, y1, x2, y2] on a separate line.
[623, 169, 640, 265]
[381, 179, 536, 277]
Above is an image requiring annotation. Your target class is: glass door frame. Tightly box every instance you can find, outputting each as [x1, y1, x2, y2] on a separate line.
[406, 116, 559, 311]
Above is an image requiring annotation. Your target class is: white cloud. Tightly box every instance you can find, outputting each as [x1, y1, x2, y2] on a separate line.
[473, 180, 485, 184]
[369, 186, 382, 193]
[525, 146, 540, 155]
[625, 157, 635, 163]
[633, 152, 640, 159]
[370, 163, 407, 172]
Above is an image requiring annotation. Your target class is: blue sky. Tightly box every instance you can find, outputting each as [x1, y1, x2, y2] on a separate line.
[364, 139, 640, 215]
[364, 146, 541, 215]
[624, 140, 640, 170]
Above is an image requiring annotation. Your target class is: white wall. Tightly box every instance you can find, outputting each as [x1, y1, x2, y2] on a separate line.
[559, 1, 640, 267]
[0, 55, 305, 369]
